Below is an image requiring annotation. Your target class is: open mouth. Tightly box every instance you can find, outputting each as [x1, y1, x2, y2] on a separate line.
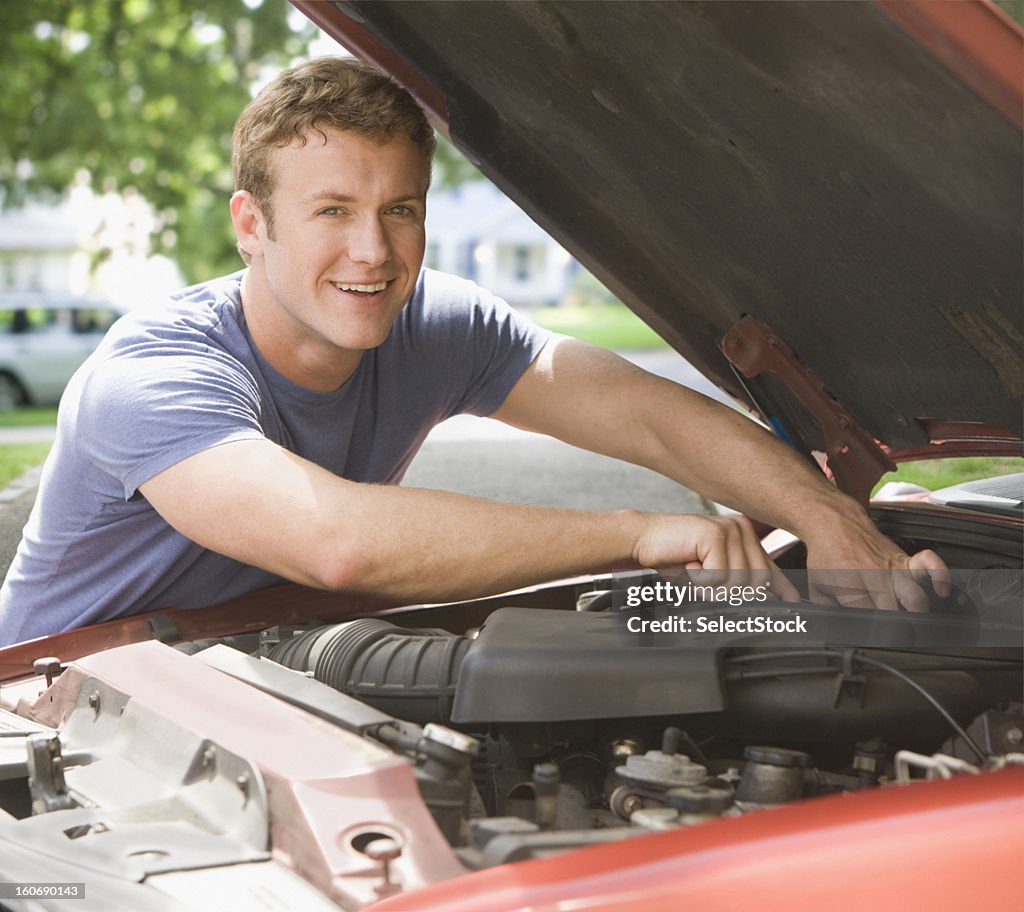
[330, 280, 390, 297]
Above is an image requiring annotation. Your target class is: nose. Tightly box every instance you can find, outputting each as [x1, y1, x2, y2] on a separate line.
[347, 213, 391, 267]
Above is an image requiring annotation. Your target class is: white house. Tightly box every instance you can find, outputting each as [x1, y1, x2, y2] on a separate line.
[425, 181, 579, 308]
[0, 204, 86, 296]
[2, 182, 570, 309]
[0, 195, 181, 309]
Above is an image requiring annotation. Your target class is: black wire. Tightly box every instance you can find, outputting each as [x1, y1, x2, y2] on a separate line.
[851, 653, 987, 765]
[728, 651, 1014, 670]
[728, 650, 849, 664]
[726, 660, 1019, 682]
[725, 648, 990, 764]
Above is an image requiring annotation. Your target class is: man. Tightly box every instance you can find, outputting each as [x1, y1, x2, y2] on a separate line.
[0, 58, 947, 645]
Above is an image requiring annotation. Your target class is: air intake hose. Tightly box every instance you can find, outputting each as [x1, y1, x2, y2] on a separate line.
[267, 619, 470, 725]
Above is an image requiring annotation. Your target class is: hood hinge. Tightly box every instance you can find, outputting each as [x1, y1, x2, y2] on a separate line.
[721, 315, 895, 507]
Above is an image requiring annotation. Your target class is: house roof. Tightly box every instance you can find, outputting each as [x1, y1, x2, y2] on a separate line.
[426, 181, 559, 245]
[0, 204, 79, 252]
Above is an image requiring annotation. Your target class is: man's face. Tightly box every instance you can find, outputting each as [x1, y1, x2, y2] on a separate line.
[244, 127, 428, 383]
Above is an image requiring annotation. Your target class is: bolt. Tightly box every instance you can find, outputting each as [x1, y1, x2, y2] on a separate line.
[87, 692, 101, 718]
[33, 657, 62, 687]
[236, 773, 250, 801]
[1007, 728, 1023, 745]
[201, 746, 216, 773]
[610, 738, 642, 763]
[366, 837, 402, 894]
[621, 794, 643, 816]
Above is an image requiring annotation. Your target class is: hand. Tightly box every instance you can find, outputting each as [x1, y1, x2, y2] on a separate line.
[804, 514, 950, 612]
[632, 513, 801, 602]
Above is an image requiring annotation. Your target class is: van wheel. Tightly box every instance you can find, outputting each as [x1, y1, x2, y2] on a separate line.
[0, 373, 25, 411]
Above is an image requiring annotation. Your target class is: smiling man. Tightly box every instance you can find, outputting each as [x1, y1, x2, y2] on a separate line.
[0, 57, 946, 644]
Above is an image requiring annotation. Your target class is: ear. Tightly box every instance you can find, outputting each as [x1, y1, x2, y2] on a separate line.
[230, 191, 267, 260]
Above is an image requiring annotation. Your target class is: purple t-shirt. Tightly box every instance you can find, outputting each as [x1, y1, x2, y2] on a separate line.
[0, 269, 550, 643]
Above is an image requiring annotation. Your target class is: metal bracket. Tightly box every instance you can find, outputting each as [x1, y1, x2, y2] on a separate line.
[721, 315, 895, 507]
[145, 614, 181, 643]
[831, 649, 867, 709]
[26, 733, 76, 815]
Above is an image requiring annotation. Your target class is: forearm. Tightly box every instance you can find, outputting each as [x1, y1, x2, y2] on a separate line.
[492, 338, 947, 601]
[282, 476, 782, 600]
[142, 437, 782, 602]
[495, 337, 864, 543]
[142, 438, 648, 601]
[626, 375, 869, 541]
[312, 481, 648, 600]
[619, 372, 951, 603]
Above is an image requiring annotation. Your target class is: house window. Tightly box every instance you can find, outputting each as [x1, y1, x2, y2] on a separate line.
[514, 245, 531, 281]
[497, 244, 545, 285]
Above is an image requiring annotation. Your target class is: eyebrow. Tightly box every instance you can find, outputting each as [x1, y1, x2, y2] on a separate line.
[302, 190, 426, 206]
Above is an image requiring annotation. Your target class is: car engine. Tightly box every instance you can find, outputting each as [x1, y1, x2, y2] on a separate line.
[0, 504, 1020, 908]
[244, 580, 1023, 861]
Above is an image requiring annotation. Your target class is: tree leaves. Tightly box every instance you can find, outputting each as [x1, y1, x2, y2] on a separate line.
[0, 0, 316, 282]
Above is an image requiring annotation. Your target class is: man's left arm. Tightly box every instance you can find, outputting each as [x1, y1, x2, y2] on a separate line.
[492, 335, 949, 610]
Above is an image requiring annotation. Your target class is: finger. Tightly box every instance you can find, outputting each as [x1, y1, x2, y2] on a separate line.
[893, 570, 930, 613]
[720, 516, 769, 591]
[687, 565, 731, 586]
[865, 571, 900, 613]
[909, 549, 951, 597]
[840, 575, 883, 610]
[720, 520, 751, 584]
[733, 520, 793, 600]
[813, 569, 876, 610]
[734, 517, 773, 571]
[688, 520, 732, 586]
[807, 569, 835, 606]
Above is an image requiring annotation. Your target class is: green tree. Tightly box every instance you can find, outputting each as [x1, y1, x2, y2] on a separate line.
[0, 0, 316, 283]
[434, 134, 482, 189]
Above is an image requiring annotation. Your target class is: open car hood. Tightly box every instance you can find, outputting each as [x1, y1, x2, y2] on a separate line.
[295, 0, 1023, 458]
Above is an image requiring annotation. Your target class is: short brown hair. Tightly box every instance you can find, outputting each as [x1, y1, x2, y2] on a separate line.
[232, 56, 436, 262]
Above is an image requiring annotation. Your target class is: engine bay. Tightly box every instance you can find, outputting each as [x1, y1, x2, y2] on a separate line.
[218, 567, 1024, 865]
[0, 511, 1021, 907]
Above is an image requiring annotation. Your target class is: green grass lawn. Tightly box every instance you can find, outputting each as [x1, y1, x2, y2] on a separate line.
[875, 456, 1023, 494]
[0, 442, 52, 489]
[529, 303, 668, 350]
[0, 406, 58, 427]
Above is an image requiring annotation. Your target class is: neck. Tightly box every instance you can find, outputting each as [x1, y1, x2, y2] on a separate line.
[239, 268, 363, 392]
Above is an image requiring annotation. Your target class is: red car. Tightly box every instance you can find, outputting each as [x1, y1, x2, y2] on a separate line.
[1, 2, 1021, 910]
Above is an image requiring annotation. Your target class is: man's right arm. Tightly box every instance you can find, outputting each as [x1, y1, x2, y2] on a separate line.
[139, 437, 786, 602]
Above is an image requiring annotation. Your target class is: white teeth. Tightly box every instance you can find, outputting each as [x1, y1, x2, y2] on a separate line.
[333, 281, 388, 293]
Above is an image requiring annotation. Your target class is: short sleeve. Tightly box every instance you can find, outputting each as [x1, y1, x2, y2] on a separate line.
[75, 342, 266, 501]
[403, 270, 553, 419]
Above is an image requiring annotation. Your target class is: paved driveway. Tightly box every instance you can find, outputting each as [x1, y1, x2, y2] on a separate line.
[401, 349, 732, 511]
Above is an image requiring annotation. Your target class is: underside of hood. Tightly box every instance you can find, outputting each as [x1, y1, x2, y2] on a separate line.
[298, 0, 1023, 452]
